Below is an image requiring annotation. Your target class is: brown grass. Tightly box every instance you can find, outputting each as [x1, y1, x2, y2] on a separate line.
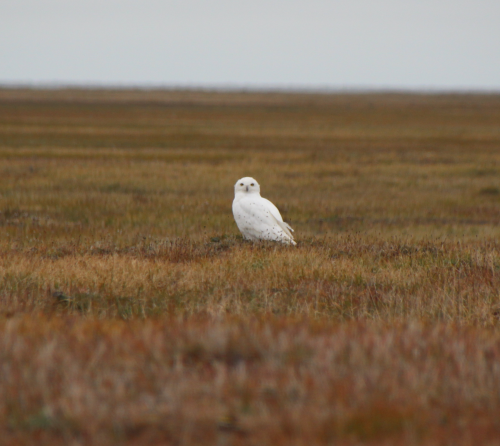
[3, 317, 500, 445]
[1, 88, 500, 444]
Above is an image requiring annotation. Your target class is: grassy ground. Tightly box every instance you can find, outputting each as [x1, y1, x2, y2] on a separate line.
[1, 88, 500, 445]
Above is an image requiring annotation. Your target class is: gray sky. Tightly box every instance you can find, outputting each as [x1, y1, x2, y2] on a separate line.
[1, 0, 499, 90]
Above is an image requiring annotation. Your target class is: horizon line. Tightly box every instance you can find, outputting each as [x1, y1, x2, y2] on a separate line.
[1, 81, 500, 95]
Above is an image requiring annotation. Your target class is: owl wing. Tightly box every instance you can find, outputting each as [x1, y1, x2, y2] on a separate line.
[260, 198, 295, 239]
[235, 196, 295, 244]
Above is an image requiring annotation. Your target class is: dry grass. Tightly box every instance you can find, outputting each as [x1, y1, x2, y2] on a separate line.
[2, 88, 500, 444]
[3, 317, 500, 445]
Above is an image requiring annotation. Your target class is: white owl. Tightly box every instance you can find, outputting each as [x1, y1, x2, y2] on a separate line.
[232, 177, 296, 245]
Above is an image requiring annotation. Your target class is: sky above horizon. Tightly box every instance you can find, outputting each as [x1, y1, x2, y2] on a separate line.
[1, 0, 499, 91]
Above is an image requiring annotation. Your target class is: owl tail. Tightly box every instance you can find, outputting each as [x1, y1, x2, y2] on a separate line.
[275, 219, 296, 245]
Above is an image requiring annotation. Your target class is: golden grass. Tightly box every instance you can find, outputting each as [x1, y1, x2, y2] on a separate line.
[2, 88, 500, 444]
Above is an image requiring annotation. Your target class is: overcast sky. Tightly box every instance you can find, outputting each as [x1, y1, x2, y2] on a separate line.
[1, 0, 499, 90]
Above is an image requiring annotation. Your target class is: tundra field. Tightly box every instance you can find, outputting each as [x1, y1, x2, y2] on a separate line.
[2, 88, 500, 445]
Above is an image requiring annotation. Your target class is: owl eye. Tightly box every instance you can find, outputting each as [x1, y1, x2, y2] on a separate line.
[250, 183, 255, 186]
[240, 183, 244, 186]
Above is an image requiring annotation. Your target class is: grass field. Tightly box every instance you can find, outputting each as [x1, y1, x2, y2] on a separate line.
[1, 88, 500, 445]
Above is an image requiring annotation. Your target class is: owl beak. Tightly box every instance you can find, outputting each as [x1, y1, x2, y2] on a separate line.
[245, 186, 249, 192]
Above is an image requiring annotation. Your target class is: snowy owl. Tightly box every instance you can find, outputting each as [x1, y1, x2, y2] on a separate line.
[232, 177, 296, 245]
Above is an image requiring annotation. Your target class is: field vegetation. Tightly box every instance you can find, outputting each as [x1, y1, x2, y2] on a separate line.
[1, 88, 500, 444]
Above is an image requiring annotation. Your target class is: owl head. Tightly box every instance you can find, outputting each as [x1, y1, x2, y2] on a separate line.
[234, 177, 261, 195]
